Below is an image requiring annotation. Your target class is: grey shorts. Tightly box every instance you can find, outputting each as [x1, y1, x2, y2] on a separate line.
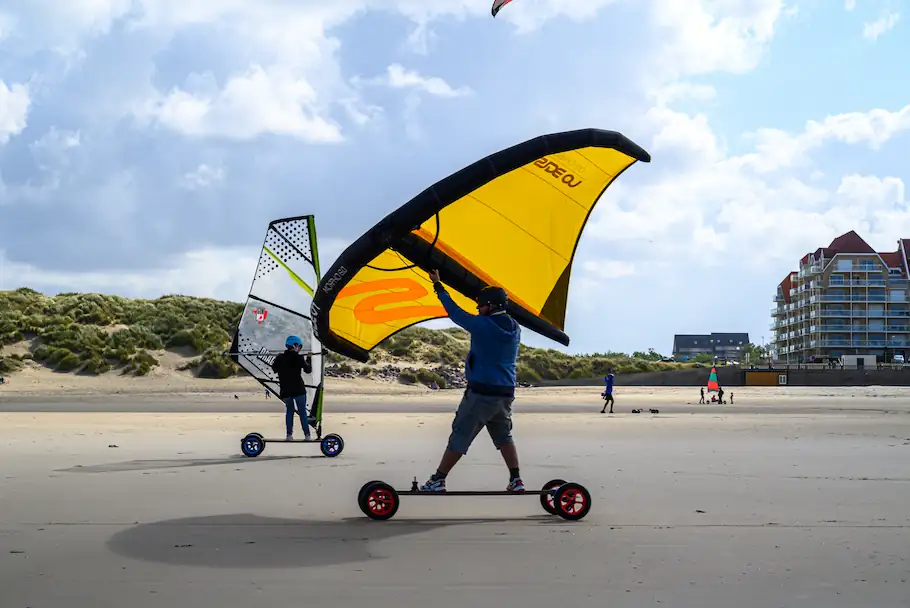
[446, 389, 514, 455]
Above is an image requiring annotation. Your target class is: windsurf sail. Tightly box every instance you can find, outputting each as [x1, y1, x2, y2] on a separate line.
[492, 0, 514, 17]
[706, 366, 719, 392]
[229, 215, 326, 434]
[311, 128, 651, 363]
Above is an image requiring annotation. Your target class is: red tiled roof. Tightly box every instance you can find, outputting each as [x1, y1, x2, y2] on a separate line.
[801, 231, 903, 270]
[880, 251, 902, 268]
[827, 230, 875, 253]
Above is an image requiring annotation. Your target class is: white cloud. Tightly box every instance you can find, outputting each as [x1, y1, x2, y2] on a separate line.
[355, 64, 473, 98]
[0, 11, 17, 41]
[863, 12, 899, 40]
[0, 233, 353, 300]
[20, 127, 82, 192]
[649, 82, 717, 107]
[647, 0, 787, 82]
[0, 80, 31, 145]
[584, 102, 910, 275]
[845, 0, 856, 10]
[582, 260, 636, 279]
[483, 0, 622, 34]
[0, 246, 258, 300]
[732, 104, 910, 173]
[180, 164, 225, 190]
[339, 98, 384, 126]
[134, 66, 344, 142]
[30, 127, 81, 152]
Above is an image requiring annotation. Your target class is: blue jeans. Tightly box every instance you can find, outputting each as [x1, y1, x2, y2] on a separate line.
[283, 394, 310, 437]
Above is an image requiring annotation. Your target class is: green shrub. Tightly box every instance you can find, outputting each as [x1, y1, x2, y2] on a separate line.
[0, 288, 696, 381]
[197, 348, 237, 379]
[517, 365, 541, 384]
[398, 369, 418, 385]
[56, 352, 82, 371]
[82, 357, 112, 375]
[416, 369, 446, 389]
[0, 357, 23, 373]
[337, 362, 354, 375]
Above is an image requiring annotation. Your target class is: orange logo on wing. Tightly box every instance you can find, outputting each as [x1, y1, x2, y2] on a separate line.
[337, 277, 447, 324]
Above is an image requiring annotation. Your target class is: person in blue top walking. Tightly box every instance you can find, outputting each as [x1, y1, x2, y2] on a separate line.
[600, 372, 615, 414]
[419, 269, 524, 493]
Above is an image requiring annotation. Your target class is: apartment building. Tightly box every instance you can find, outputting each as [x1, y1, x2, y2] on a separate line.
[771, 231, 910, 363]
[672, 333, 750, 361]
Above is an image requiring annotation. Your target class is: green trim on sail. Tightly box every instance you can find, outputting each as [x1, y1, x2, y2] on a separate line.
[306, 216, 324, 426]
[308, 216, 321, 278]
[263, 246, 313, 296]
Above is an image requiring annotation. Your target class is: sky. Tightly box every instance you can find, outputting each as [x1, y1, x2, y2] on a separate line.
[1, 0, 909, 357]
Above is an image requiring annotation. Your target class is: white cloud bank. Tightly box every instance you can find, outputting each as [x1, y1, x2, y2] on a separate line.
[0, 80, 30, 145]
[863, 12, 900, 40]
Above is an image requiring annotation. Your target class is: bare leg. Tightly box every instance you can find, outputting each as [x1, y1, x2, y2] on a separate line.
[435, 448, 464, 475]
[499, 441, 519, 469]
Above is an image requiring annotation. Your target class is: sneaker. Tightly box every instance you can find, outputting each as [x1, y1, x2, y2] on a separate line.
[419, 477, 446, 492]
[286, 434, 293, 441]
[506, 477, 525, 493]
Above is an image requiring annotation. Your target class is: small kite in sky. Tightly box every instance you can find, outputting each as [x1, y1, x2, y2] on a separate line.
[492, 0, 514, 17]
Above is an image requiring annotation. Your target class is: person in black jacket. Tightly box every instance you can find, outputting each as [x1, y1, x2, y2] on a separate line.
[271, 335, 313, 440]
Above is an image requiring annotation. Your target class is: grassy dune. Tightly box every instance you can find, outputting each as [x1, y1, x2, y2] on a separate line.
[0, 288, 697, 387]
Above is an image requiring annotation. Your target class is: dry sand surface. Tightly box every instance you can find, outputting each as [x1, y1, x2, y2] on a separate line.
[5, 364, 910, 407]
[2, 403, 910, 607]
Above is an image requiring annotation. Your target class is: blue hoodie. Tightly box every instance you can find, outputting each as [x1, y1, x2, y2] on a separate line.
[434, 285, 521, 397]
[604, 373, 614, 394]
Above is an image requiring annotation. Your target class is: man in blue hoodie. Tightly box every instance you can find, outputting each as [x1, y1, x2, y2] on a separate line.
[600, 372, 615, 414]
[419, 269, 524, 493]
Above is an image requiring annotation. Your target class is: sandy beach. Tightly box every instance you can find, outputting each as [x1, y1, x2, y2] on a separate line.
[1, 376, 910, 607]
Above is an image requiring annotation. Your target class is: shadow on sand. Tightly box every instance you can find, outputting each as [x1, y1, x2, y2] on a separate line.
[106, 513, 556, 569]
[57, 454, 335, 473]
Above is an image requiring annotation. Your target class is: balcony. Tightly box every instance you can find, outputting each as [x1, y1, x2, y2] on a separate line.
[810, 325, 910, 333]
[832, 263, 884, 273]
[813, 294, 889, 302]
[828, 279, 888, 287]
[817, 309, 851, 317]
[813, 339, 909, 348]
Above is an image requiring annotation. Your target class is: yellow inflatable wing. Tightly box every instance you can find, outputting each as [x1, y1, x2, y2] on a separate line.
[311, 128, 651, 362]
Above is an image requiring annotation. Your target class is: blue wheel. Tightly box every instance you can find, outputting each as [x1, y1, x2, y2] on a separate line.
[241, 433, 265, 457]
[320, 433, 344, 457]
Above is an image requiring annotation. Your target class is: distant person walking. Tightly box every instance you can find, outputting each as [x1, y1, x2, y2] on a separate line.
[699, 387, 705, 403]
[718, 386, 725, 404]
[600, 372, 615, 414]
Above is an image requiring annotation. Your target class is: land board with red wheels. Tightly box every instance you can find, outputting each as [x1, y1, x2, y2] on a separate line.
[357, 477, 592, 521]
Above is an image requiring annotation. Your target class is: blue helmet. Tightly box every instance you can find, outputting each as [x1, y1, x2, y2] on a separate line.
[285, 335, 303, 349]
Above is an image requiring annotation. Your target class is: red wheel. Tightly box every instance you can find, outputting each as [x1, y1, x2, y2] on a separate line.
[553, 482, 592, 521]
[362, 481, 399, 520]
[539, 478, 567, 515]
